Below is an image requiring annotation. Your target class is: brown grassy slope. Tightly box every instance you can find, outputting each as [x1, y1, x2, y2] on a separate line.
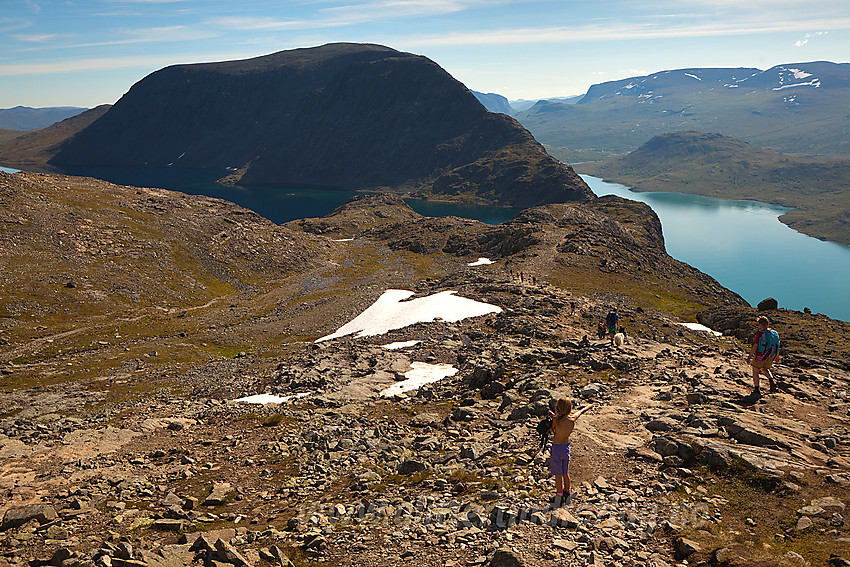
[576, 131, 850, 246]
[0, 105, 110, 170]
[0, 170, 338, 372]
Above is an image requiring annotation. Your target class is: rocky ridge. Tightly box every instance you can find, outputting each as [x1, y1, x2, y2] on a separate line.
[1, 171, 848, 567]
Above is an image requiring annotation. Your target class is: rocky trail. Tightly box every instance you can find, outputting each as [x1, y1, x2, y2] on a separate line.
[2, 274, 848, 567]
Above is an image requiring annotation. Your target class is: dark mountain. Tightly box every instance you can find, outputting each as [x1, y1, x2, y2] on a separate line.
[50, 43, 591, 208]
[470, 90, 514, 115]
[576, 131, 850, 245]
[517, 61, 850, 161]
[0, 106, 87, 131]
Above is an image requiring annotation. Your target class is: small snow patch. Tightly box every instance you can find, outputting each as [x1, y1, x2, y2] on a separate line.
[381, 340, 421, 350]
[684, 73, 701, 81]
[677, 322, 722, 337]
[773, 79, 820, 90]
[234, 392, 310, 405]
[316, 289, 501, 342]
[467, 257, 493, 266]
[332, 238, 354, 242]
[379, 362, 457, 397]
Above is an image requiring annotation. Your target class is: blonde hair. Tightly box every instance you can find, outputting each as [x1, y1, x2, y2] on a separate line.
[555, 397, 572, 420]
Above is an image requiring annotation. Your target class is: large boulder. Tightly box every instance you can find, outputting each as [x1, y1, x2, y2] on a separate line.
[1, 504, 57, 531]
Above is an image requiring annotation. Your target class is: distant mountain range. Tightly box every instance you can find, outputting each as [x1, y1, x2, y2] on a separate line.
[43, 43, 591, 208]
[515, 61, 850, 161]
[470, 91, 582, 115]
[576, 131, 850, 246]
[0, 106, 87, 131]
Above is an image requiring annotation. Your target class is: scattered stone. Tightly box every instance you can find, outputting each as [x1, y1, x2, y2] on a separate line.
[675, 537, 701, 559]
[488, 548, 525, 567]
[1, 504, 57, 532]
[203, 483, 233, 506]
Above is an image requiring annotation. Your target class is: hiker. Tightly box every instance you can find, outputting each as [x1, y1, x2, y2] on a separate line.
[746, 316, 780, 396]
[596, 322, 606, 340]
[548, 398, 593, 506]
[570, 301, 576, 316]
[605, 308, 619, 345]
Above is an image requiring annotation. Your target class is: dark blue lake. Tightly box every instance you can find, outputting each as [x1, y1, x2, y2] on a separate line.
[55, 166, 520, 225]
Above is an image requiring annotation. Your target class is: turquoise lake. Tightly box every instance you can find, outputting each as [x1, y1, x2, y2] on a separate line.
[27, 166, 849, 321]
[583, 175, 849, 322]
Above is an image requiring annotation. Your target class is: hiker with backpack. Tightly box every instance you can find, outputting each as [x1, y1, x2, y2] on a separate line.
[605, 308, 619, 346]
[746, 315, 780, 397]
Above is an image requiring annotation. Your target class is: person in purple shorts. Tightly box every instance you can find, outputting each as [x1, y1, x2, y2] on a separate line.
[549, 398, 594, 506]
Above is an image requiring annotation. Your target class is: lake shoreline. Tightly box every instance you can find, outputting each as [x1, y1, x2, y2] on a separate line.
[574, 167, 850, 248]
[582, 174, 850, 322]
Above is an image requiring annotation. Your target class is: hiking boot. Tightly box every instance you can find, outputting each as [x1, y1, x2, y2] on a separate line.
[561, 492, 573, 506]
[768, 379, 777, 393]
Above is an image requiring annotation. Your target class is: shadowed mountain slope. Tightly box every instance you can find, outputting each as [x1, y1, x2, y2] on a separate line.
[49, 43, 591, 208]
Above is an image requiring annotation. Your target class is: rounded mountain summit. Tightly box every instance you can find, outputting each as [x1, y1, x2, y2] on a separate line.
[50, 43, 591, 208]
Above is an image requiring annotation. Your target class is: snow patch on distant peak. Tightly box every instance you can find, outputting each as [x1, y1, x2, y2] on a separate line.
[684, 73, 701, 81]
[787, 68, 812, 80]
[773, 79, 820, 91]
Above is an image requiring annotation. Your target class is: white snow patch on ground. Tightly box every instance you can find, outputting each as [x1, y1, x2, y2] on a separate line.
[678, 322, 723, 336]
[332, 238, 354, 242]
[381, 340, 421, 350]
[467, 258, 494, 266]
[773, 79, 820, 90]
[684, 73, 701, 80]
[234, 392, 310, 404]
[379, 362, 457, 397]
[316, 289, 502, 342]
[789, 68, 812, 79]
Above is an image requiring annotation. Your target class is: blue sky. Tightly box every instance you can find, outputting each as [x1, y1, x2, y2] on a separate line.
[2, 0, 850, 108]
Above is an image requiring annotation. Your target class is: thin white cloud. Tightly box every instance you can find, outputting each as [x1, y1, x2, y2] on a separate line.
[12, 33, 56, 42]
[795, 30, 828, 47]
[319, 0, 475, 24]
[206, 16, 308, 32]
[65, 26, 218, 49]
[396, 16, 850, 47]
[0, 49, 262, 76]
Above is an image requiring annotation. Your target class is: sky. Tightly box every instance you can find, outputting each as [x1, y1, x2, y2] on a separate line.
[2, 0, 850, 108]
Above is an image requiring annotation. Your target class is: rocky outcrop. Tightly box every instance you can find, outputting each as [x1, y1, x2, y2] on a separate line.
[49, 43, 591, 208]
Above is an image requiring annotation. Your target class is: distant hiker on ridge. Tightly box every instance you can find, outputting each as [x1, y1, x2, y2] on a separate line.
[605, 308, 619, 346]
[746, 315, 780, 397]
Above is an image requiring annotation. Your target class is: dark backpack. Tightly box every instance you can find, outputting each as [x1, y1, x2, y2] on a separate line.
[606, 311, 618, 326]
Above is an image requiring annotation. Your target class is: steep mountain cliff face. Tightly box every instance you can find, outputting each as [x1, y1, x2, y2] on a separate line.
[50, 43, 591, 208]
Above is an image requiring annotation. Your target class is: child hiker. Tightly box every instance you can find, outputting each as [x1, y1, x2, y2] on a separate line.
[548, 398, 594, 506]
